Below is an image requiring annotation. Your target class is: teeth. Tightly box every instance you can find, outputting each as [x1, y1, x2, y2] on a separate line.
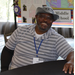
[42, 23, 47, 25]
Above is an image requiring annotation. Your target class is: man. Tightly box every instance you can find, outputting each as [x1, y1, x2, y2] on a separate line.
[1, 6, 74, 74]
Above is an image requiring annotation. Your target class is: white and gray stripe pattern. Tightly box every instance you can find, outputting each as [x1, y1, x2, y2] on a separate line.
[5, 24, 73, 69]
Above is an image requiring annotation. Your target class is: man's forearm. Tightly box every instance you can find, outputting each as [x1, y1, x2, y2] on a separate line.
[1, 46, 14, 72]
[66, 51, 74, 63]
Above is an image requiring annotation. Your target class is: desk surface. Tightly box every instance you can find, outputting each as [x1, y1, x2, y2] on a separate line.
[0, 60, 74, 75]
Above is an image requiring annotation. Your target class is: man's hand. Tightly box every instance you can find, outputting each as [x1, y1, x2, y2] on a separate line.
[63, 60, 74, 74]
[63, 51, 74, 74]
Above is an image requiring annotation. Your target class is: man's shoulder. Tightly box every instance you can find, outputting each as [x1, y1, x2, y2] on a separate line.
[16, 24, 35, 31]
[19, 24, 34, 29]
[50, 28, 64, 39]
[51, 28, 61, 36]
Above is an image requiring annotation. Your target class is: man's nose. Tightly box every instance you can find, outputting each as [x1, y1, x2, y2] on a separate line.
[43, 17, 47, 21]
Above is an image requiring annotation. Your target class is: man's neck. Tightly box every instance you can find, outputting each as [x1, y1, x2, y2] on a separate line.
[35, 25, 48, 34]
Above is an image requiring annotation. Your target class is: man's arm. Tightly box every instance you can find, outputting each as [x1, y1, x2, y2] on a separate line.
[1, 46, 14, 72]
[63, 51, 74, 74]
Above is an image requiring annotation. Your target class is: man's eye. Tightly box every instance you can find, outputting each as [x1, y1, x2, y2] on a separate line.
[47, 17, 52, 20]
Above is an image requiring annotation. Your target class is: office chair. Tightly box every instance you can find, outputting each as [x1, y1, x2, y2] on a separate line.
[4, 22, 15, 43]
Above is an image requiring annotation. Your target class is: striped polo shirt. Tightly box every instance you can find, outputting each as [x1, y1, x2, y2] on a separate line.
[5, 24, 73, 69]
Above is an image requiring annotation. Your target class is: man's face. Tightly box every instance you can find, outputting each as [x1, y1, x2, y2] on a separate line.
[35, 13, 54, 32]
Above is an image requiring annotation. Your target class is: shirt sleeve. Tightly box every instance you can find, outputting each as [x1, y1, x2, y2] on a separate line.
[5, 27, 20, 50]
[55, 36, 74, 59]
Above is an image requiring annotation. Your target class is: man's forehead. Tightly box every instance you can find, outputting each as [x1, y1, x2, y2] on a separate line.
[38, 13, 53, 16]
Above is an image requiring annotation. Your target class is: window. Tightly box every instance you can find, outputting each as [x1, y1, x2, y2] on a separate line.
[0, 0, 14, 22]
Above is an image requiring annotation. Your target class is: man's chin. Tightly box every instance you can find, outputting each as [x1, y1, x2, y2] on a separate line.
[38, 24, 49, 31]
[39, 27, 48, 31]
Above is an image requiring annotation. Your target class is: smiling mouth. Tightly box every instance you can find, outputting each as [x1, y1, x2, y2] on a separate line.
[38, 22, 49, 31]
[41, 23, 48, 28]
[41, 23, 48, 26]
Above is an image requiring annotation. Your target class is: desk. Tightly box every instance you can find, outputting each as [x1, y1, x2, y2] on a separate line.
[0, 60, 74, 75]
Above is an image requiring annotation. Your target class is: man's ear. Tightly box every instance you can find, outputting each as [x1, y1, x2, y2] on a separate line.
[52, 19, 55, 22]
